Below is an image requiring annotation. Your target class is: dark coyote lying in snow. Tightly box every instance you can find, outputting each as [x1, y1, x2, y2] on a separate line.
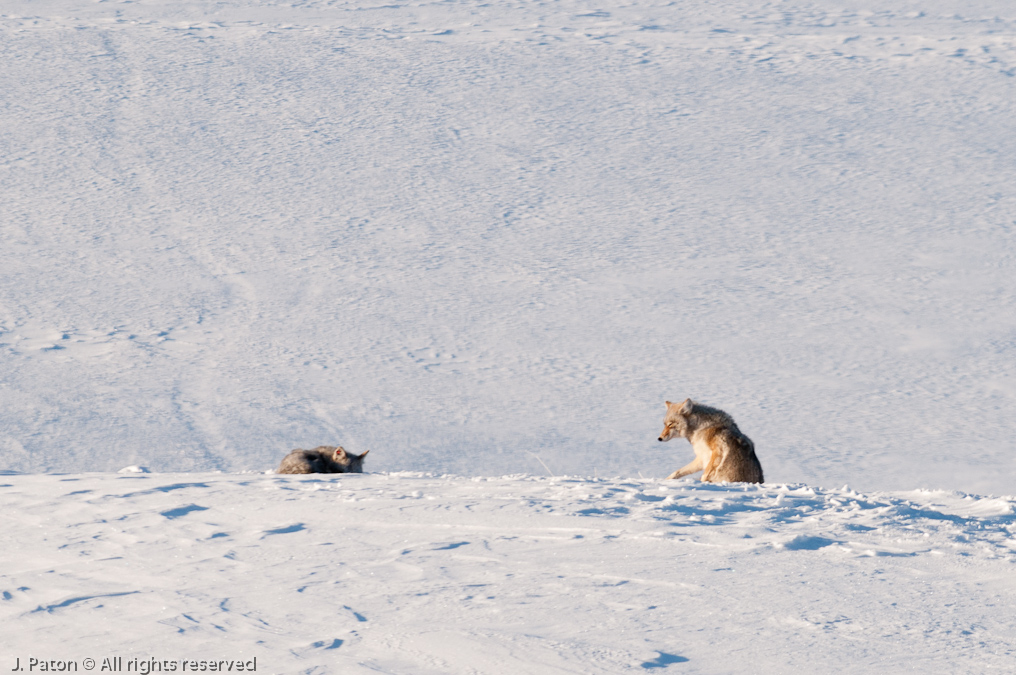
[277, 446, 369, 474]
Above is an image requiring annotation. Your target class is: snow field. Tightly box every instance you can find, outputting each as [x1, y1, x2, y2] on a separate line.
[1, 0, 1015, 492]
[3, 1, 1016, 670]
[2, 472, 1015, 673]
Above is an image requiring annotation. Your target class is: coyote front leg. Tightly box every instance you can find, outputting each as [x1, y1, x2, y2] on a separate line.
[700, 449, 721, 482]
[666, 456, 704, 480]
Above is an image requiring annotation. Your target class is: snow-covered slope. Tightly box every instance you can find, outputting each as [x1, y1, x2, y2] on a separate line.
[2, 0, 1015, 492]
[2, 472, 1015, 673]
[4, 3, 1015, 670]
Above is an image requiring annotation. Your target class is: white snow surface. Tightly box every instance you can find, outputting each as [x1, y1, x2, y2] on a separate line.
[2, 0, 1015, 490]
[2, 472, 1015, 673]
[3, 1, 1016, 671]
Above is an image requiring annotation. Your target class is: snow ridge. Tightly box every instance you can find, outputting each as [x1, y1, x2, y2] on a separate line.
[3, 473, 1015, 672]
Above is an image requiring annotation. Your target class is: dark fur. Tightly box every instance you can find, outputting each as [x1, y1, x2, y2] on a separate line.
[277, 445, 368, 474]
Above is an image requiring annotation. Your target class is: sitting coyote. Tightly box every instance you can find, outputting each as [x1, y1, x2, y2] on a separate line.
[277, 445, 369, 474]
[658, 399, 763, 483]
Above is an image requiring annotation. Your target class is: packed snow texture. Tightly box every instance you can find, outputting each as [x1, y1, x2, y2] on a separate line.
[4, 3, 1016, 671]
[2, 0, 1014, 491]
[1, 0, 1016, 487]
[3, 473, 1016, 673]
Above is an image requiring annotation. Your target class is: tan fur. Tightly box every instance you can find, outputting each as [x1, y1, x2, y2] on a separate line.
[658, 399, 763, 483]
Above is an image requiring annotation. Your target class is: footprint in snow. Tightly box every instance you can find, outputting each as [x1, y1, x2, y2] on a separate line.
[641, 651, 689, 668]
[310, 639, 343, 650]
[160, 504, 209, 519]
[433, 541, 469, 550]
[263, 523, 306, 536]
[779, 535, 839, 551]
[343, 606, 367, 622]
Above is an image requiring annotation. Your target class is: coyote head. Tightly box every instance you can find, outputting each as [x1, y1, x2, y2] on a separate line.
[333, 447, 370, 473]
[658, 399, 694, 441]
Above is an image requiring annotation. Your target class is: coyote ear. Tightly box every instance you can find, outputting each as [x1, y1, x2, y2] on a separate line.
[665, 400, 673, 407]
[679, 399, 693, 414]
[360, 450, 369, 458]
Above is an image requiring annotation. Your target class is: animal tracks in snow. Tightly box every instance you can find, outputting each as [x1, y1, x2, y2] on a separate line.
[2, 473, 1016, 672]
[2, 473, 1014, 565]
[3, 4, 1012, 78]
[454, 476, 1016, 561]
[0, 321, 211, 361]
